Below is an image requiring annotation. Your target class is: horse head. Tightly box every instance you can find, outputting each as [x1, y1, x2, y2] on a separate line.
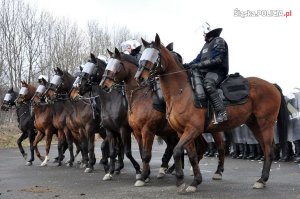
[16, 81, 36, 104]
[70, 53, 106, 99]
[45, 67, 75, 101]
[100, 48, 135, 92]
[31, 79, 48, 107]
[135, 34, 178, 84]
[1, 87, 18, 111]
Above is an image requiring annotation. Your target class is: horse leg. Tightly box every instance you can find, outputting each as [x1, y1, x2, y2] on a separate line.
[135, 130, 155, 187]
[56, 130, 66, 167]
[26, 130, 36, 166]
[248, 122, 274, 189]
[157, 136, 177, 178]
[103, 132, 117, 181]
[185, 140, 203, 193]
[85, 131, 96, 173]
[115, 135, 124, 174]
[64, 128, 74, 167]
[17, 131, 28, 160]
[33, 130, 45, 161]
[100, 138, 109, 172]
[80, 131, 89, 169]
[120, 128, 141, 177]
[211, 132, 225, 180]
[41, 128, 53, 167]
[173, 128, 201, 193]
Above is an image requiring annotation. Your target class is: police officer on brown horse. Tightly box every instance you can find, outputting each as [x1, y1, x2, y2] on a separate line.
[184, 22, 229, 123]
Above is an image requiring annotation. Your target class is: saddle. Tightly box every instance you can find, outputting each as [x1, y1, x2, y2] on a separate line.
[192, 72, 250, 108]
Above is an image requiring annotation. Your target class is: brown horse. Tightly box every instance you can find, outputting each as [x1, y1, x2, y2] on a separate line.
[135, 34, 288, 193]
[17, 81, 69, 166]
[100, 48, 226, 186]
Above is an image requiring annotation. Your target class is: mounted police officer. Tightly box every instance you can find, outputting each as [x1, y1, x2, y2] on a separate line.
[184, 22, 229, 123]
[121, 39, 142, 60]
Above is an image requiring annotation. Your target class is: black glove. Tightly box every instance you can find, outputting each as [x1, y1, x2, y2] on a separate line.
[190, 62, 204, 69]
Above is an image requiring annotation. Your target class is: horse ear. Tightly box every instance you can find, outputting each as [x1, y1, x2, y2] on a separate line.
[115, 48, 121, 58]
[41, 78, 47, 85]
[166, 42, 173, 51]
[90, 53, 97, 63]
[141, 38, 150, 47]
[79, 65, 83, 71]
[107, 49, 113, 57]
[21, 80, 28, 86]
[155, 33, 161, 47]
[57, 67, 63, 75]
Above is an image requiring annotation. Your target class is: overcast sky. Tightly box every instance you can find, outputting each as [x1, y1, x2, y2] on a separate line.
[28, 0, 299, 94]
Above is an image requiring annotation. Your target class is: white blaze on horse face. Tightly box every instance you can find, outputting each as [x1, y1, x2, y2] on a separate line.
[106, 58, 121, 73]
[4, 93, 12, 101]
[139, 48, 159, 65]
[19, 87, 29, 95]
[36, 85, 46, 94]
[82, 62, 95, 75]
[50, 75, 62, 86]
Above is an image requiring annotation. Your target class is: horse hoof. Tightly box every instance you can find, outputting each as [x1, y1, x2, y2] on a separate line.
[157, 167, 167, 179]
[136, 173, 142, 180]
[177, 183, 186, 193]
[23, 153, 28, 160]
[25, 161, 32, 166]
[114, 170, 120, 175]
[84, 168, 93, 173]
[186, 186, 197, 193]
[66, 163, 73, 167]
[212, 173, 222, 180]
[145, 177, 150, 183]
[65, 159, 70, 164]
[80, 163, 87, 169]
[253, 181, 265, 189]
[134, 180, 145, 187]
[103, 173, 112, 181]
[40, 162, 47, 167]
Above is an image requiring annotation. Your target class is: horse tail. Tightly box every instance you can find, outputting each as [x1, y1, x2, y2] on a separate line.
[273, 83, 289, 150]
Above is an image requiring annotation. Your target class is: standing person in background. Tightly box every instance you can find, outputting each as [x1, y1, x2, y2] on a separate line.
[287, 88, 300, 163]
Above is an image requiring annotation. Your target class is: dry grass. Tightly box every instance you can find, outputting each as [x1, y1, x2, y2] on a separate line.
[0, 125, 50, 149]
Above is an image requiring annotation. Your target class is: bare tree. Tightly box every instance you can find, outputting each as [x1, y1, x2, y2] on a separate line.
[0, 0, 25, 88]
[21, 4, 44, 83]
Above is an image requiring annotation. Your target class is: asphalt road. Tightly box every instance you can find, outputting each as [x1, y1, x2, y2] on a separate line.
[0, 140, 300, 199]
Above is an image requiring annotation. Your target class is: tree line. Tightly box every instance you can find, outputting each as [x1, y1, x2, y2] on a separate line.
[0, 0, 146, 124]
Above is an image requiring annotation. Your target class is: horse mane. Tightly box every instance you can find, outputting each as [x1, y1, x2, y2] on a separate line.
[122, 54, 138, 66]
[158, 42, 184, 70]
[26, 83, 37, 98]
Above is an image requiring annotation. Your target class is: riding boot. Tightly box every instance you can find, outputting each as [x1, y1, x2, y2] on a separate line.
[237, 143, 244, 159]
[207, 142, 215, 157]
[242, 144, 249, 159]
[225, 139, 231, 156]
[231, 143, 239, 159]
[247, 144, 256, 160]
[293, 140, 300, 163]
[209, 92, 228, 123]
[254, 144, 263, 160]
[280, 141, 293, 162]
[273, 143, 281, 161]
